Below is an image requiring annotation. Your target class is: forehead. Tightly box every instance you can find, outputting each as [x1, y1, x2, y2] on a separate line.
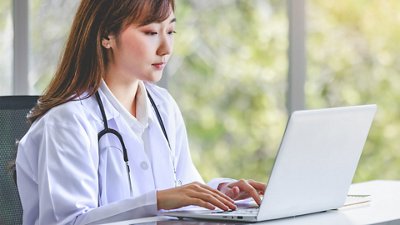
[128, 1, 174, 26]
[125, 8, 175, 31]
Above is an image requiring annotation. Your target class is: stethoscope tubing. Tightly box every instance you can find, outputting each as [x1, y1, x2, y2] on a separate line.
[95, 89, 180, 200]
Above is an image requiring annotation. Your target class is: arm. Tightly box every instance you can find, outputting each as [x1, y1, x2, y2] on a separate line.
[217, 179, 266, 205]
[164, 93, 266, 207]
[18, 106, 158, 225]
[147, 87, 263, 211]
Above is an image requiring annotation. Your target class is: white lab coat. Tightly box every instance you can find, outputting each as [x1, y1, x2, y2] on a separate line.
[16, 82, 232, 225]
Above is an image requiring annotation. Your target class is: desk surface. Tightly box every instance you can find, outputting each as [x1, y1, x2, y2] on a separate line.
[101, 180, 400, 225]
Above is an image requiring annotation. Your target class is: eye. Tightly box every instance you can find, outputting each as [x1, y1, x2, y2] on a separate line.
[168, 30, 177, 35]
[144, 31, 158, 36]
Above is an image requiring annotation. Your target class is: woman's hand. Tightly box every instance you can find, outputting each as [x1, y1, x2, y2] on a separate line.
[157, 182, 237, 211]
[217, 179, 266, 206]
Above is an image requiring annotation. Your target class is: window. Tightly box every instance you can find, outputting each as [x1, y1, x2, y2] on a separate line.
[8, 0, 399, 182]
[0, 0, 12, 95]
[307, 1, 400, 181]
[29, 0, 79, 94]
[169, 0, 288, 181]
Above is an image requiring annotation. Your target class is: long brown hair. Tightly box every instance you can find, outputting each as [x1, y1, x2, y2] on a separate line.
[29, 0, 175, 123]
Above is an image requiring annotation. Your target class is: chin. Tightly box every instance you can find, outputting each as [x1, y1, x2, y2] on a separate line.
[140, 70, 164, 83]
[149, 72, 164, 83]
[143, 76, 162, 84]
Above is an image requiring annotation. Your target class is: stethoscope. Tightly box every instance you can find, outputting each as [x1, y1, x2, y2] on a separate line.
[95, 90, 182, 197]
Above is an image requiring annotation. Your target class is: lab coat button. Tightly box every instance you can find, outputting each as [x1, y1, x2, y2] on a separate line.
[140, 161, 149, 170]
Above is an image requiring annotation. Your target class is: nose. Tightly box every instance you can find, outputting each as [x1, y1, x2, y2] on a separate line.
[156, 35, 173, 57]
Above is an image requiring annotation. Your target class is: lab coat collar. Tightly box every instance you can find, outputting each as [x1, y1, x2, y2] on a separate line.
[89, 81, 166, 128]
[99, 80, 153, 130]
[136, 81, 152, 125]
[143, 82, 163, 124]
[96, 83, 121, 122]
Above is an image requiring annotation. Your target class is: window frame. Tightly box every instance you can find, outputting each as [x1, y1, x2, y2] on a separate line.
[12, 0, 28, 95]
[10, 0, 306, 112]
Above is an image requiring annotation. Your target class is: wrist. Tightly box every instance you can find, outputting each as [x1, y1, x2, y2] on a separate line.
[156, 190, 163, 210]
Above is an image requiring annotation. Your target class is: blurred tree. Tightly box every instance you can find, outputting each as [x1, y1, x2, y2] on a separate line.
[5, 0, 398, 184]
[0, 0, 12, 94]
[307, 0, 400, 181]
[29, 0, 79, 93]
[169, 0, 288, 182]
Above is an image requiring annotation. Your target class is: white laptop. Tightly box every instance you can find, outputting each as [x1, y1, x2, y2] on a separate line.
[163, 104, 377, 222]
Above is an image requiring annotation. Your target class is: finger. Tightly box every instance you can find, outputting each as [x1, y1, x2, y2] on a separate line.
[248, 180, 266, 194]
[232, 180, 263, 205]
[198, 183, 236, 204]
[200, 186, 237, 210]
[219, 183, 241, 199]
[189, 185, 237, 210]
[187, 198, 217, 210]
[190, 191, 233, 211]
[224, 186, 240, 200]
[232, 186, 240, 197]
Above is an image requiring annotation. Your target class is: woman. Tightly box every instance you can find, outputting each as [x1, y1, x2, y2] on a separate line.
[16, 0, 265, 224]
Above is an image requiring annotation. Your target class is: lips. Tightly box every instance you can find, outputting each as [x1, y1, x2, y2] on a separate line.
[152, 62, 165, 70]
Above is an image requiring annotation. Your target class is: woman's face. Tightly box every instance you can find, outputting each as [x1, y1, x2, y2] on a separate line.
[105, 10, 176, 83]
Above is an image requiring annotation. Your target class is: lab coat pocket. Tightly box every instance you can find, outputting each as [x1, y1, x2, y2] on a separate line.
[98, 133, 131, 206]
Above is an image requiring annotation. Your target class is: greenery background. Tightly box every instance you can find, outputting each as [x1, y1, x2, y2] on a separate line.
[168, 0, 400, 183]
[306, 1, 400, 181]
[1, 0, 399, 184]
[168, 0, 288, 183]
[0, 0, 12, 94]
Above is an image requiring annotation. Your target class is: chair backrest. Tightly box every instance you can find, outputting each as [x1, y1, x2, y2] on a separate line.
[0, 96, 38, 225]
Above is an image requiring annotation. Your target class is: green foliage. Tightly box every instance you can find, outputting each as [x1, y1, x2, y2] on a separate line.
[0, 0, 12, 95]
[307, 0, 400, 181]
[170, 0, 288, 182]
[3, 0, 397, 185]
[171, 0, 400, 183]
[0, 0, 10, 30]
[29, 0, 79, 93]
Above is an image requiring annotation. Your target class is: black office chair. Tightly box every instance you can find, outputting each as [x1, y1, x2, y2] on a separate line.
[0, 96, 38, 225]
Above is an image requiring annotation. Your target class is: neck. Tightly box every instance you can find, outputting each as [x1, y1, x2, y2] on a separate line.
[104, 76, 140, 117]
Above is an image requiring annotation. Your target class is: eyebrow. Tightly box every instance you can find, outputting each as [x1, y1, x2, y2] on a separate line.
[170, 18, 176, 23]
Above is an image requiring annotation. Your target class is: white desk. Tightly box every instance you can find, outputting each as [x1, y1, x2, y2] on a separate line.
[100, 180, 400, 225]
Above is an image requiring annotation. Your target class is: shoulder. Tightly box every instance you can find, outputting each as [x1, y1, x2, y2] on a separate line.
[19, 94, 100, 153]
[34, 94, 100, 129]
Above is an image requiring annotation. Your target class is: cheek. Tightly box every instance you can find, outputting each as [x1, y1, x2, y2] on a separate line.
[119, 33, 150, 55]
[170, 39, 175, 51]
[129, 44, 147, 57]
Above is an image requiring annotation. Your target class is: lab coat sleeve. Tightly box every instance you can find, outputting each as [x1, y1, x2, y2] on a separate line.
[207, 178, 238, 190]
[33, 107, 157, 225]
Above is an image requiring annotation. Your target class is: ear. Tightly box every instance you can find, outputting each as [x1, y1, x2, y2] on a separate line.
[102, 37, 111, 49]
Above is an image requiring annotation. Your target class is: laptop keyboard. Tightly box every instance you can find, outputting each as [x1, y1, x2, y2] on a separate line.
[208, 194, 370, 216]
[211, 207, 259, 215]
